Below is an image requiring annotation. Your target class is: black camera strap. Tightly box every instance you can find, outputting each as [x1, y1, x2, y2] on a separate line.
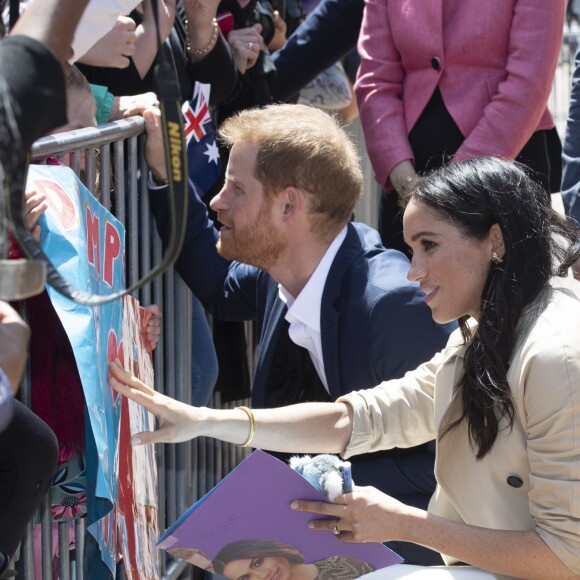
[6, 7, 189, 305]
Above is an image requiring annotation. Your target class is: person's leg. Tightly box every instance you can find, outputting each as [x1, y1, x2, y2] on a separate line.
[190, 295, 219, 407]
[0, 400, 58, 565]
[517, 128, 562, 197]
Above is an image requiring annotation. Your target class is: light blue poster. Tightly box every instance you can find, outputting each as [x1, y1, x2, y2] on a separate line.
[27, 164, 126, 574]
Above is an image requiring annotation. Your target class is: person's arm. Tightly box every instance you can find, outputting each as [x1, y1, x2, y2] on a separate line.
[298, 494, 576, 579]
[354, 0, 414, 189]
[10, 0, 91, 62]
[5, 0, 139, 145]
[108, 360, 353, 451]
[181, 0, 220, 60]
[271, 0, 364, 102]
[296, 315, 580, 578]
[185, 30, 238, 106]
[452, 0, 565, 164]
[133, 0, 176, 78]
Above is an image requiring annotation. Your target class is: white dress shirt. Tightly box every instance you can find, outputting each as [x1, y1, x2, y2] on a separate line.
[278, 226, 347, 393]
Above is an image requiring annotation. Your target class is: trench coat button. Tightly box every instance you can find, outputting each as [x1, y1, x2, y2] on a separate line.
[507, 475, 523, 488]
[431, 57, 442, 71]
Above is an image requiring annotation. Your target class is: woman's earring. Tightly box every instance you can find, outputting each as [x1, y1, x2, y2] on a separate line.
[491, 252, 503, 264]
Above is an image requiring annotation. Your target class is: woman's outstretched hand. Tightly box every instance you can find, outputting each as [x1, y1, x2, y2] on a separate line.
[109, 359, 204, 444]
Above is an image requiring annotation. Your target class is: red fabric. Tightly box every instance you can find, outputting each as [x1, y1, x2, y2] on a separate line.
[10, 235, 85, 459]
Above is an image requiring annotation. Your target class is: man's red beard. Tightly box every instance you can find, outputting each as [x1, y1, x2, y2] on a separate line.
[216, 205, 284, 270]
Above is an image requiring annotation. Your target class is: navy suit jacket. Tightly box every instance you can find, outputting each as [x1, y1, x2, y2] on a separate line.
[272, 0, 363, 102]
[149, 181, 455, 501]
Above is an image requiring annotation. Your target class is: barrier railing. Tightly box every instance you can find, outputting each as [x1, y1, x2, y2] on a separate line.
[9, 117, 253, 580]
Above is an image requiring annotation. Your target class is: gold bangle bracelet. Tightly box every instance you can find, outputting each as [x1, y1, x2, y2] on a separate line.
[237, 406, 255, 448]
[184, 17, 219, 60]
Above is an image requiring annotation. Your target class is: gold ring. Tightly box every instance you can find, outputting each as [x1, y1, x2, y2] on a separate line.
[332, 520, 341, 535]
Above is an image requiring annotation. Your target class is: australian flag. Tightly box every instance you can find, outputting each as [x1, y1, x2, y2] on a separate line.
[182, 82, 221, 196]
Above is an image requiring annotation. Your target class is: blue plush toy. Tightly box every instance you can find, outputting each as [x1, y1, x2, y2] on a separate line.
[289, 454, 353, 501]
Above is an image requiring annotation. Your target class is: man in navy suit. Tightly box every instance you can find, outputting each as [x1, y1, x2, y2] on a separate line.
[145, 103, 454, 564]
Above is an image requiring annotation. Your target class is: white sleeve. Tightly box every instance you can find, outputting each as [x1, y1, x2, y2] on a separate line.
[70, 0, 142, 61]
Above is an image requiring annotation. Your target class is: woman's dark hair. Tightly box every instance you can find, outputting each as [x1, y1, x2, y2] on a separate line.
[213, 539, 305, 575]
[406, 156, 580, 459]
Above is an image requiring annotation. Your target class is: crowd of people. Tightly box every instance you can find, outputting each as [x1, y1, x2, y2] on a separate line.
[1, 0, 580, 578]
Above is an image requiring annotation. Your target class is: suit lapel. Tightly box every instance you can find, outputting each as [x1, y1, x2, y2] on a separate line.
[320, 224, 365, 400]
[253, 297, 287, 407]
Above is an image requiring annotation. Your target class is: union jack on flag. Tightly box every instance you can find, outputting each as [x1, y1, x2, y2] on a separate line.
[182, 82, 221, 196]
[182, 83, 211, 144]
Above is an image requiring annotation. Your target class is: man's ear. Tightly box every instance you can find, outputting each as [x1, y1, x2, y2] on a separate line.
[279, 186, 302, 222]
[489, 223, 505, 259]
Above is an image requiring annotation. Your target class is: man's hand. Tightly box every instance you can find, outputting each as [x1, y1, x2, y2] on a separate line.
[0, 302, 30, 395]
[143, 106, 168, 182]
[389, 160, 418, 201]
[77, 15, 137, 68]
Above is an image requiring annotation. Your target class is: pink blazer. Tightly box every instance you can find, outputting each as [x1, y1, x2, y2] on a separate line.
[355, 0, 566, 188]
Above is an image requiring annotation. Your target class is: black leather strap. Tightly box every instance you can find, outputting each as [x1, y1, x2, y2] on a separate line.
[7, 12, 189, 305]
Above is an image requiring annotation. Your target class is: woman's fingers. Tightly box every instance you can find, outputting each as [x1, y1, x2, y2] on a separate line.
[290, 499, 355, 539]
[109, 360, 157, 398]
[290, 498, 348, 517]
[109, 360, 203, 445]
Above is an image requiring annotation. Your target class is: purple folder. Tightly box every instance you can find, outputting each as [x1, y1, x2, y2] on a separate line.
[158, 450, 402, 573]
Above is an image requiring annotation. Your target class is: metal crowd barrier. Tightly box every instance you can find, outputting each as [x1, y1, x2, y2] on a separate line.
[10, 117, 253, 580]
